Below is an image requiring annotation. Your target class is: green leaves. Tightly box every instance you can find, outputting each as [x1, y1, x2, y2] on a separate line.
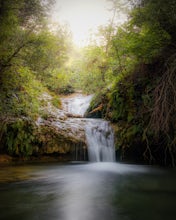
[0, 0, 74, 157]
[0, 0, 72, 119]
[4, 119, 36, 156]
[0, 66, 42, 118]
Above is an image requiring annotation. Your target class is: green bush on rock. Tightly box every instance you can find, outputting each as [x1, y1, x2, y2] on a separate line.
[1, 118, 36, 157]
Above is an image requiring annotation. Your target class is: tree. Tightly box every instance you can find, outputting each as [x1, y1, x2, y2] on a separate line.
[0, 0, 71, 117]
[0, 0, 53, 73]
[108, 0, 176, 165]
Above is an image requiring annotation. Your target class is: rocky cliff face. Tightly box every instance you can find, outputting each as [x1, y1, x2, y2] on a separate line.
[0, 93, 89, 162]
[34, 93, 90, 161]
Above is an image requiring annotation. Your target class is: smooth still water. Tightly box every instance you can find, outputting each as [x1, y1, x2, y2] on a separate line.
[0, 162, 176, 220]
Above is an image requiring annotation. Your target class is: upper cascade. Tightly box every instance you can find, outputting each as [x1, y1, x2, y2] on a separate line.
[61, 93, 93, 117]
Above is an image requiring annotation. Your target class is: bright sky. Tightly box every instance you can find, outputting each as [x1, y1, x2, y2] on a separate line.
[51, 0, 123, 47]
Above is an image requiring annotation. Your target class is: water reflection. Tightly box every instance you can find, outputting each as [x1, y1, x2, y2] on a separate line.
[0, 163, 176, 220]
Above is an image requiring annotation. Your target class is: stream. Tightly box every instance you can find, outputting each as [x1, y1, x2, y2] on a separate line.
[0, 163, 176, 220]
[0, 93, 176, 220]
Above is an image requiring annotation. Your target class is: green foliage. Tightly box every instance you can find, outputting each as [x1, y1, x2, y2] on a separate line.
[44, 68, 74, 94]
[85, 91, 108, 118]
[0, 0, 72, 118]
[4, 119, 36, 156]
[50, 94, 61, 108]
[126, 16, 170, 63]
[0, 0, 74, 158]
[132, 0, 176, 41]
[24, 26, 71, 81]
[109, 77, 135, 122]
[103, 0, 176, 165]
[69, 45, 114, 93]
[0, 66, 43, 118]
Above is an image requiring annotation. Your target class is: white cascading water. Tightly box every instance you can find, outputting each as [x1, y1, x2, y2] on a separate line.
[61, 93, 115, 162]
[61, 93, 93, 117]
[85, 119, 115, 162]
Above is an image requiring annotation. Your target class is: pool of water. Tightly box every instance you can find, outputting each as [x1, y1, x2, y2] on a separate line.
[0, 162, 176, 220]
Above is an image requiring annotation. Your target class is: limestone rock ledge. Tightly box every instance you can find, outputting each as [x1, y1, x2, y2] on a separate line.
[35, 116, 87, 160]
[0, 93, 88, 162]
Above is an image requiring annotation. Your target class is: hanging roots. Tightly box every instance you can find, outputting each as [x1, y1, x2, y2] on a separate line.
[149, 54, 176, 135]
[140, 55, 176, 166]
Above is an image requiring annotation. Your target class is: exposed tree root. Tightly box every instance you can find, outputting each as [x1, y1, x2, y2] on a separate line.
[149, 55, 176, 135]
[90, 104, 103, 114]
[145, 55, 176, 166]
[143, 128, 155, 164]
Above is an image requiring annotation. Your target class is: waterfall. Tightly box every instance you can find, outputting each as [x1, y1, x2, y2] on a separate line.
[85, 119, 115, 162]
[61, 93, 93, 117]
[61, 93, 116, 162]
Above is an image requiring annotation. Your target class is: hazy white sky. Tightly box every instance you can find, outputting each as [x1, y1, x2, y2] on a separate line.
[51, 0, 116, 47]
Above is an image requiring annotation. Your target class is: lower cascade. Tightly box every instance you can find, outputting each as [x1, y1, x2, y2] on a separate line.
[85, 119, 115, 162]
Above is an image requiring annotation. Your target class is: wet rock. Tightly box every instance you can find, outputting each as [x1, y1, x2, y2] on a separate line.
[35, 120, 86, 156]
[33, 92, 89, 160]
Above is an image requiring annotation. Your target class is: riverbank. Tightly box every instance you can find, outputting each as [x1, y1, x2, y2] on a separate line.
[0, 154, 73, 165]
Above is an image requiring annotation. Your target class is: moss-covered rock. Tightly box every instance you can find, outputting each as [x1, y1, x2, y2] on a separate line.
[84, 91, 109, 118]
[0, 113, 87, 162]
[106, 63, 176, 166]
[35, 119, 86, 157]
